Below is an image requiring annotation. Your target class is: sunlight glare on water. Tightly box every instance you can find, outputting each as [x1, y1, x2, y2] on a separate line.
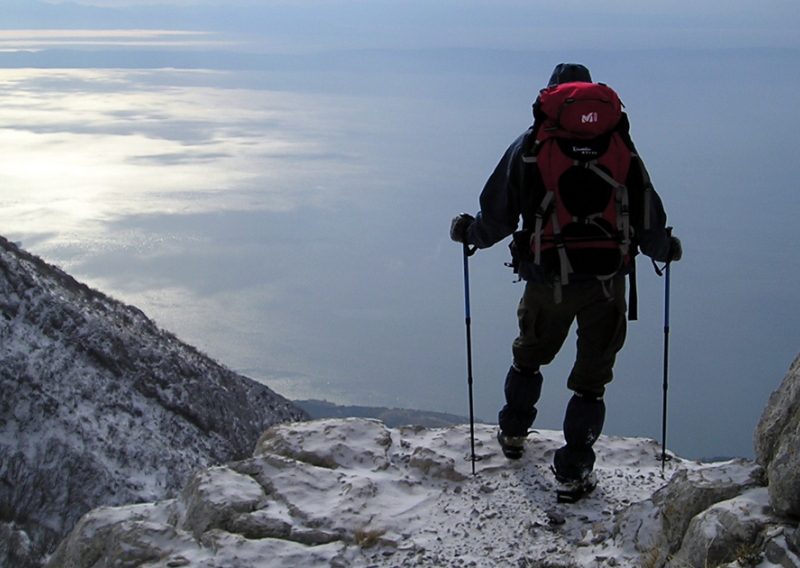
[0, 68, 369, 247]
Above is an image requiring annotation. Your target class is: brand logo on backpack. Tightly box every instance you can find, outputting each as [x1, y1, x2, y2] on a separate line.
[522, 81, 632, 289]
[539, 82, 622, 140]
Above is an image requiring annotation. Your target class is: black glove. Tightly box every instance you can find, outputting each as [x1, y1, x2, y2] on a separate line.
[669, 236, 682, 262]
[450, 213, 474, 244]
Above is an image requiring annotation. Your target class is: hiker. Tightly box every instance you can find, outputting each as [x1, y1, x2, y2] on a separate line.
[449, 63, 682, 499]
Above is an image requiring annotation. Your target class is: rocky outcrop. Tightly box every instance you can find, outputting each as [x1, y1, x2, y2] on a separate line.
[766, 525, 800, 568]
[45, 418, 467, 568]
[654, 462, 765, 552]
[619, 347, 800, 568]
[41, 418, 791, 568]
[754, 352, 800, 518]
[0, 237, 308, 568]
[612, 459, 766, 567]
[610, 348, 800, 568]
[669, 488, 772, 567]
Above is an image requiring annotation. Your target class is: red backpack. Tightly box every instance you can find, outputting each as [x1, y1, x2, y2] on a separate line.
[522, 81, 633, 291]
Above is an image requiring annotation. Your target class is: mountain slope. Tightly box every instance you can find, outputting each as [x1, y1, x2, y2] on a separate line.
[0, 236, 308, 567]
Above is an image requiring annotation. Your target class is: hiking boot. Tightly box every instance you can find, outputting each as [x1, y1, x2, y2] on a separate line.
[554, 471, 597, 504]
[497, 430, 526, 460]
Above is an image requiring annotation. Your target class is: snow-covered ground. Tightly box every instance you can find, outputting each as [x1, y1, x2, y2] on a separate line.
[47, 418, 777, 568]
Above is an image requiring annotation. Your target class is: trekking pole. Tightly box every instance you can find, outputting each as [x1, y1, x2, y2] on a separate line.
[462, 243, 479, 475]
[660, 227, 673, 476]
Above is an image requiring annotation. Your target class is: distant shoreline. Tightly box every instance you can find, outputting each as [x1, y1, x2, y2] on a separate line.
[293, 399, 484, 429]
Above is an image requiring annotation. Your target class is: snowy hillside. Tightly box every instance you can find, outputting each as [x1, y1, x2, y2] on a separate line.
[47, 418, 797, 568]
[0, 236, 309, 567]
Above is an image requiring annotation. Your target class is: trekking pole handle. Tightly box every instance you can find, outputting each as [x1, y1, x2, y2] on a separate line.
[652, 226, 674, 278]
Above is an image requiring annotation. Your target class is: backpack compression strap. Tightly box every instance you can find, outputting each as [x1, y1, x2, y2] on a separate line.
[523, 146, 575, 286]
[531, 190, 551, 266]
[585, 160, 631, 259]
[529, 191, 575, 288]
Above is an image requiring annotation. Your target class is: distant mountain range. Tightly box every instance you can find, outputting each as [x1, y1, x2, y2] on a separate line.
[294, 399, 479, 429]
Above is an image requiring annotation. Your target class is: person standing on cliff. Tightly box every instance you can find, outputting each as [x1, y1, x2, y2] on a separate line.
[450, 62, 682, 501]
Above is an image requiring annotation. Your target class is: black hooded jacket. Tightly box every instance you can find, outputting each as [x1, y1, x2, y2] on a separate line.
[465, 63, 673, 284]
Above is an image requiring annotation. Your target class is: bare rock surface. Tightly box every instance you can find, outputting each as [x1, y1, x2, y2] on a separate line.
[754, 351, 800, 518]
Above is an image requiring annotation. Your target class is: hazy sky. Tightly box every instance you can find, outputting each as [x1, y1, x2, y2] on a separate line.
[2, 0, 800, 461]
[18, 0, 800, 51]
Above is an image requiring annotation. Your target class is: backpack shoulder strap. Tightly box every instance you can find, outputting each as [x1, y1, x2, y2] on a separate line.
[518, 121, 548, 225]
[521, 118, 543, 162]
[615, 114, 654, 232]
[614, 113, 646, 321]
[613, 112, 635, 150]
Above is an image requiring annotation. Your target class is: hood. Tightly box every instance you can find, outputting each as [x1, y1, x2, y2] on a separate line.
[547, 63, 592, 86]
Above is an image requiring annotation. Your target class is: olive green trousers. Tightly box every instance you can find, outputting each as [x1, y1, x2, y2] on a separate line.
[511, 275, 627, 397]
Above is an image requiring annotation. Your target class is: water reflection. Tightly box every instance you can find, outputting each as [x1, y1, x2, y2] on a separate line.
[0, 66, 482, 416]
[0, 68, 371, 241]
